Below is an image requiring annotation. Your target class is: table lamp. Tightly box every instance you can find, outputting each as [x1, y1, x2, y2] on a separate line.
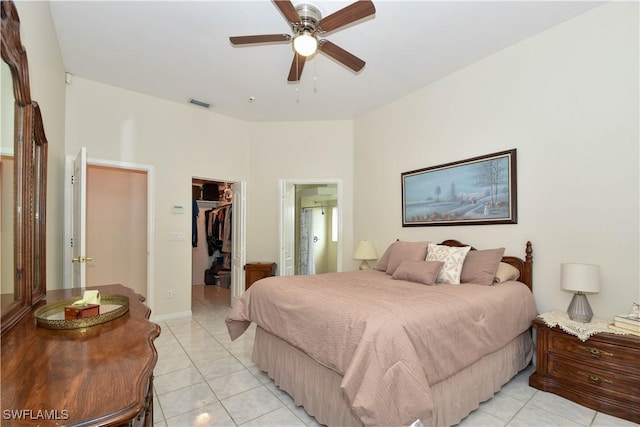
[354, 240, 377, 270]
[561, 263, 600, 323]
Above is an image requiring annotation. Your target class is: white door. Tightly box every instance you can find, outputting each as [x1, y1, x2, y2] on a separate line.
[279, 180, 295, 276]
[230, 181, 246, 307]
[71, 147, 87, 288]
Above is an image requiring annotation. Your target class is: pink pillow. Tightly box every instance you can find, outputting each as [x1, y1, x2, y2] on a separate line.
[392, 261, 444, 285]
[385, 241, 430, 275]
[460, 248, 505, 286]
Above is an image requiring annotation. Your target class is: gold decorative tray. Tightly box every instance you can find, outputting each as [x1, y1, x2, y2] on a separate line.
[34, 294, 130, 330]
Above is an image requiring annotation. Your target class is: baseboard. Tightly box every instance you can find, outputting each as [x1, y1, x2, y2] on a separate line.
[151, 310, 192, 322]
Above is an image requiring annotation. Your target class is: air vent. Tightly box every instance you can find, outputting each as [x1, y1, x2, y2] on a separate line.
[189, 98, 211, 109]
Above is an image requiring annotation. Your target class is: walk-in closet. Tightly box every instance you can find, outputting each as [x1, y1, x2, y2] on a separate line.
[192, 179, 233, 288]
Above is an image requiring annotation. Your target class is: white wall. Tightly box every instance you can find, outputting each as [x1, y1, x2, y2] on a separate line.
[64, 77, 250, 317]
[14, 1, 67, 291]
[354, 2, 639, 319]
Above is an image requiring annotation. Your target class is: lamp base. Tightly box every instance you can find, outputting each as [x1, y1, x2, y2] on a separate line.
[358, 260, 371, 270]
[567, 292, 593, 323]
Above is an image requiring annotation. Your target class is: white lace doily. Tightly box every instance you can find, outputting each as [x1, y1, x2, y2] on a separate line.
[538, 311, 628, 342]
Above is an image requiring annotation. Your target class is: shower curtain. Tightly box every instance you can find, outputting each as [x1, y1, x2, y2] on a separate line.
[298, 208, 315, 275]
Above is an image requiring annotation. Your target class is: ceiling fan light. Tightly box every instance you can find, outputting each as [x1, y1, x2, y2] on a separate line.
[293, 32, 318, 57]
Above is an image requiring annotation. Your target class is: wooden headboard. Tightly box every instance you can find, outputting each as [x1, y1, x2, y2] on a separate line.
[440, 239, 533, 292]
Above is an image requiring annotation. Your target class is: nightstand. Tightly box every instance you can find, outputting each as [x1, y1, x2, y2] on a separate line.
[244, 262, 277, 290]
[529, 317, 640, 423]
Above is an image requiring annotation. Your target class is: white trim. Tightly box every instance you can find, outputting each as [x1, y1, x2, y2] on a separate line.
[63, 155, 155, 313]
[63, 155, 74, 287]
[151, 310, 192, 323]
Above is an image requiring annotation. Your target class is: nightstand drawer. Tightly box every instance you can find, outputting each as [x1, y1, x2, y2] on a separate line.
[548, 355, 640, 400]
[549, 333, 640, 376]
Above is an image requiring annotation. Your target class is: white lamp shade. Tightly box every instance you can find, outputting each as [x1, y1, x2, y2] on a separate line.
[354, 240, 377, 260]
[293, 32, 318, 57]
[561, 263, 600, 293]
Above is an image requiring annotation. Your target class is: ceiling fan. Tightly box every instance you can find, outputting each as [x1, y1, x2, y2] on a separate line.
[229, 0, 376, 82]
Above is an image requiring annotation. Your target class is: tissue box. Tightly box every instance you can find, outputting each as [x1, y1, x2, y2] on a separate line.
[64, 304, 100, 320]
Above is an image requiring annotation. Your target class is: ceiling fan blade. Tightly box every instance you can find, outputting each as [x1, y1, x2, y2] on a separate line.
[272, 0, 301, 24]
[229, 34, 291, 45]
[318, 40, 365, 72]
[287, 52, 306, 82]
[318, 0, 376, 33]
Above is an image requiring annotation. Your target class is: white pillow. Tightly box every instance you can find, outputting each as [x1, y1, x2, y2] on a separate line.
[425, 243, 471, 284]
[494, 262, 521, 283]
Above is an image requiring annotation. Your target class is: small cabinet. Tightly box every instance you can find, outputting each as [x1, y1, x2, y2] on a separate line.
[245, 263, 277, 290]
[529, 317, 640, 424]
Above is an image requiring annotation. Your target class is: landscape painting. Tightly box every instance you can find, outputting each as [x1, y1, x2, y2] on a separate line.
[402, 149, 517, 226]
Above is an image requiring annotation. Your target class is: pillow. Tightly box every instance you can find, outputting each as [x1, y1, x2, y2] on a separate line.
[374, 242, 395, 271]
[460, 248, 505, 286]
[425, 243, 471, 284]
[391, 261, 444, 285]
[385, 241, 430, 275]
[494, 262, 521, 283]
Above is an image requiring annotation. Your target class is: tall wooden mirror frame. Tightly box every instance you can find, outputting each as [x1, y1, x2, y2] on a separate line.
[1, 0, 47, 335]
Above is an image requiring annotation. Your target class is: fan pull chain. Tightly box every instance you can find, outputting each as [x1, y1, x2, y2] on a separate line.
[295, 55, 300, 103]
[313, 62, 318, 93]
[313, 59, 318, 93]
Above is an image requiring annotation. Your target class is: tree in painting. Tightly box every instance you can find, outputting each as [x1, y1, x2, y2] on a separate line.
[476, 159, 504, 207]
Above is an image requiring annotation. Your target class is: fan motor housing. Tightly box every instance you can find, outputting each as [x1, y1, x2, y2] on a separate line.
[295, 3, 321, 32]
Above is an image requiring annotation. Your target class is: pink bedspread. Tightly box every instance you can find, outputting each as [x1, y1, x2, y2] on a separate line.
[226, 269, 537, 426]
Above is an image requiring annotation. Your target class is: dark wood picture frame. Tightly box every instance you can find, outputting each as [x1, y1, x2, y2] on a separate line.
[402, 149, 517, 227]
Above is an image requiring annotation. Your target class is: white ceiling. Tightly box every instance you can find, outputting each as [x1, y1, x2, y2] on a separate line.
[49, 1, 603, 122]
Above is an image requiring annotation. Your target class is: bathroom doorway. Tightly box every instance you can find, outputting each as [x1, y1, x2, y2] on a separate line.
[279, 179, 342, 276]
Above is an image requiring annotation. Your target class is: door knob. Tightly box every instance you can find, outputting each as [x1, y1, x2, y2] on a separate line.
[72, 256, 83, 263]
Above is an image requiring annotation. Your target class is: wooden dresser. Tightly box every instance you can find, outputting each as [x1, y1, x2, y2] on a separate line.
[529, 317, 640, 423]
[244, 262, 277, 290]
[1, 285, 160, 426]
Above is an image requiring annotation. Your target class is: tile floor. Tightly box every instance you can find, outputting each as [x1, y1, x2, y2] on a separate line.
[152, 285, 639, 427]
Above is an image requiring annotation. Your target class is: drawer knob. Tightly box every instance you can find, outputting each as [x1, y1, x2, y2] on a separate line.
[579, 345, 613, 359]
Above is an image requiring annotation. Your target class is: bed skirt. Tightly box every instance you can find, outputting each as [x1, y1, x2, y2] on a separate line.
[252, 327, 533, 427]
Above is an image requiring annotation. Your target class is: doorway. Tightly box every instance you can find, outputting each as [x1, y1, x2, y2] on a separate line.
[279, 179, 342, 276]
[63, 152, 154, 307]
[85, 165, 147, 296]
[191, 179, 233, 288]
[296, 184, 338, 275]
[191, 178, 246, 307]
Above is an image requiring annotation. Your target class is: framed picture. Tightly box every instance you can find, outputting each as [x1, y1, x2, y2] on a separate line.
[402, 149, 517, 227]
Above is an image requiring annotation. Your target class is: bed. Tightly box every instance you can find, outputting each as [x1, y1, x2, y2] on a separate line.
[226, 239, 537, 427]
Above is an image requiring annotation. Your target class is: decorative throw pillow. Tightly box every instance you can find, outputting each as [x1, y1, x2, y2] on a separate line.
[460, 248, 505, 286]
[494, 262, 520, 283]
[374, 242, 395, 271]
[385, 241, 430, 275]
[391, 261, 444, 285]
[425, 243, 471, 284]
